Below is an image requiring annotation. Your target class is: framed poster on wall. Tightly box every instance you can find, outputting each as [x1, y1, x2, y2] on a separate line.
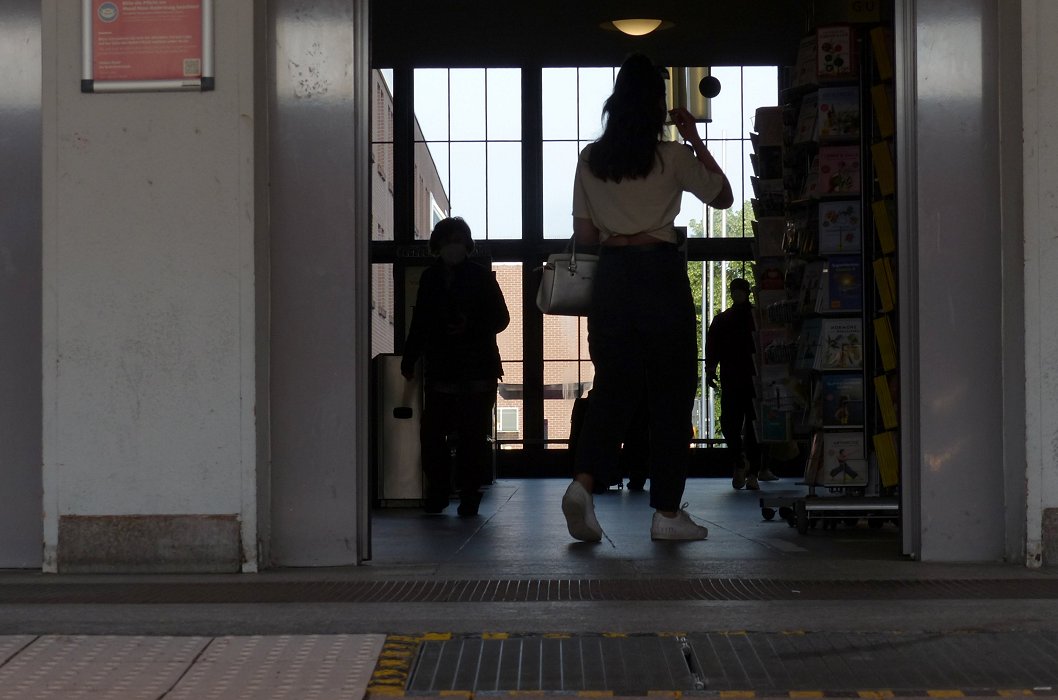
[82, 0, 214, 92]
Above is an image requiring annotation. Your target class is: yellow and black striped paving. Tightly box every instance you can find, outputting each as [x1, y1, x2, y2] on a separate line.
[367, 632, 1058, 699]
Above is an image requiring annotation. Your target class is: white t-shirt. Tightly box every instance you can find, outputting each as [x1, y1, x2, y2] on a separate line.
[572, 141, 725, 244]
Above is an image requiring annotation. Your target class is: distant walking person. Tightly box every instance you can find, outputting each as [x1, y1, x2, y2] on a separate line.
[704, 277, 775, 490]
[561, 53, 734, 542]
[402, 217, 510, 517]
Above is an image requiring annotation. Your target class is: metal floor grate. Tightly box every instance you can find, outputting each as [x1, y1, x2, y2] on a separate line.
[3, 577, 1058, 604]
[402, 631, 1058, 695]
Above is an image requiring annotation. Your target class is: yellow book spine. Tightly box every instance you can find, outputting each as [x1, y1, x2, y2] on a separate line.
[872, 141, 896, 196]
[874, 375, 898, 429]
[871, 83, 894, 138]
[874, 315, 897, 371]
[873, 257, 895, 313]
[870, 26, 894, 81]
[872, 199, 896, 254]
[873, 431, 900, 487]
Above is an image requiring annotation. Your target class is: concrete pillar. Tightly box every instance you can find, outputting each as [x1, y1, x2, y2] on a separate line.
[40, 1, 267, 573]
[1021, 0, 1058, 567]
[0, 0, 43, 568]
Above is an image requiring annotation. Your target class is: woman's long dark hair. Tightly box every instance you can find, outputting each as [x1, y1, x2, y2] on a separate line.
[588, 54, 667, 183]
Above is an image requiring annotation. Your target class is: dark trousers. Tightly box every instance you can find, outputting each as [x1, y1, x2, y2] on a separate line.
[719, 378, 760, 474]
[569, 394, 649, 491]
[421, 386, 496, 499]
[573, 245, 697, 512]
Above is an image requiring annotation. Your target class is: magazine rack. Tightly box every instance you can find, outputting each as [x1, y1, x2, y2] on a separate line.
[750, 21, 900, 532]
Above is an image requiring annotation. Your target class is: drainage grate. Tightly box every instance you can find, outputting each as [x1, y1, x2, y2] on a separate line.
[400, 631, 1058, 695]
[407, 634, 700, 695]
[2, 578, 1058, 604]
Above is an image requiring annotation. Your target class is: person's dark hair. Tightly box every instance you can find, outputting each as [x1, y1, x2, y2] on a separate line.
[429, 216, 474, 254]
[588, 53, 667, 183]
[730, 278, 751, 293]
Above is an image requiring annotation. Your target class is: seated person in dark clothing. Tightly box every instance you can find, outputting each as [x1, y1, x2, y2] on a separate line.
[401, 217, 510, 517]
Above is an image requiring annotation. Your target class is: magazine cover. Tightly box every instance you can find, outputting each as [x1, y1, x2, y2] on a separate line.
[822, 431, 867, 487]
[826, 255, 863, 311]
[818, 318, 863, 370]
[821, 373, 865, 427]
[817, 145, 860, 195]
[758, 405, 792, 442]
[818, 201, 861, 253]
[816, 86, 860, 141]
[795, 318, 823, 370]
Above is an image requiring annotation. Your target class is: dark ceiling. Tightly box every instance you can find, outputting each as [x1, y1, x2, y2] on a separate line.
[372, 1, 812, 69]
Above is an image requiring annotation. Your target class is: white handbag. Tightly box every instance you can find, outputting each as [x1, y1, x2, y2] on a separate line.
[535, 239, 598, 316]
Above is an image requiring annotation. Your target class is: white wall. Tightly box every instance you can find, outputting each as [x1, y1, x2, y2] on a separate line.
[1021, 0, 1058, 566]
[40, 1, 262, 571]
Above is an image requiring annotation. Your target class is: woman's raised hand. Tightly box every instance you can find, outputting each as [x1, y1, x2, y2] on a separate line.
[669, 106, 703, 144]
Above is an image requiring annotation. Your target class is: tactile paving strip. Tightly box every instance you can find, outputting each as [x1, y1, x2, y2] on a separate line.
[400, 631, 1058, 696]
[687, 629, 1058, 693]
[0, 635, 208, 700]
[408, 633, 697, 695]
[165, 634, 385, 700]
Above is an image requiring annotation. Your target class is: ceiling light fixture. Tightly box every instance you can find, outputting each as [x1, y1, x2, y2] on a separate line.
[606, 18, 671, 36]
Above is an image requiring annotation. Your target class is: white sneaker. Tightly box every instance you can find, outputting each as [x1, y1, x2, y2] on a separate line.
[650, 507, 709, 541]
[562, 481, 603, 542]
[758, 468, 779, 481]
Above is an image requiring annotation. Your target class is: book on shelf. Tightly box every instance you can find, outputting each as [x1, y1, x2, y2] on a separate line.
[756, 289, 795, 328]
[803, 431, 825, 484]
[869, 26, 894, 81]
[816, 86, 860, 141]
[821, 430, 868, 487]
[750, 176, 785, 215]
[752, 216, 787, 257]
[818, 317, 864, 370]
[821, 372, 865, 428]
[785, 208, 817, 256]
[816, 0, 884, 24]
[797, 260, 826, 315]
[818, 145, 861, 195]
[793, 34, 818, 87]
[793, 91, 819, 144]
[754, 259, 786, 292]
[815, 268, 831, 312]
[750, 147, 783, 179]
[817, 25, 858, 80]
[871, 83, 895, 138]
[757, 327, 797, 366]
[874, 374, 899, 430]
[872, 198, 896, 254]
[818, 200, 862, 253]
[795, 318, 823, 370]
[872, 140, 896, 196]
[825, 254, 863, 312]
[753, 106, 784, 147]
[873, 430, 900, 488]
[873, 256, 896, 312]
[874, 314, 898, 371]
[758, 404, 792, 442]
[758, 364, 806, 411]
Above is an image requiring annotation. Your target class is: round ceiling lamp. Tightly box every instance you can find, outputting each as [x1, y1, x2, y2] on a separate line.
[605, 18, 673, 36]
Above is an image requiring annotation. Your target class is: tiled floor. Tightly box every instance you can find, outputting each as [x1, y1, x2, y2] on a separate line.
[3, 479, 1058, 698]
[367, 477, 904, 579]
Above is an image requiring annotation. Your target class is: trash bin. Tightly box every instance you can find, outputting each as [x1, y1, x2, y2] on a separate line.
[373, 354, 423, 507]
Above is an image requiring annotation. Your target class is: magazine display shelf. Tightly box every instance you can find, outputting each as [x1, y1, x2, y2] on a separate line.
[751, 21, 899, 531]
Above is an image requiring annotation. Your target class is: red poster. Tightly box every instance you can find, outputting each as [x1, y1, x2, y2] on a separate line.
[92, 1, 203, 82]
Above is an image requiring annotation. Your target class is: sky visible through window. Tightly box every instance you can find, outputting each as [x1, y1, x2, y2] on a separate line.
[388, 66, 778, 240]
